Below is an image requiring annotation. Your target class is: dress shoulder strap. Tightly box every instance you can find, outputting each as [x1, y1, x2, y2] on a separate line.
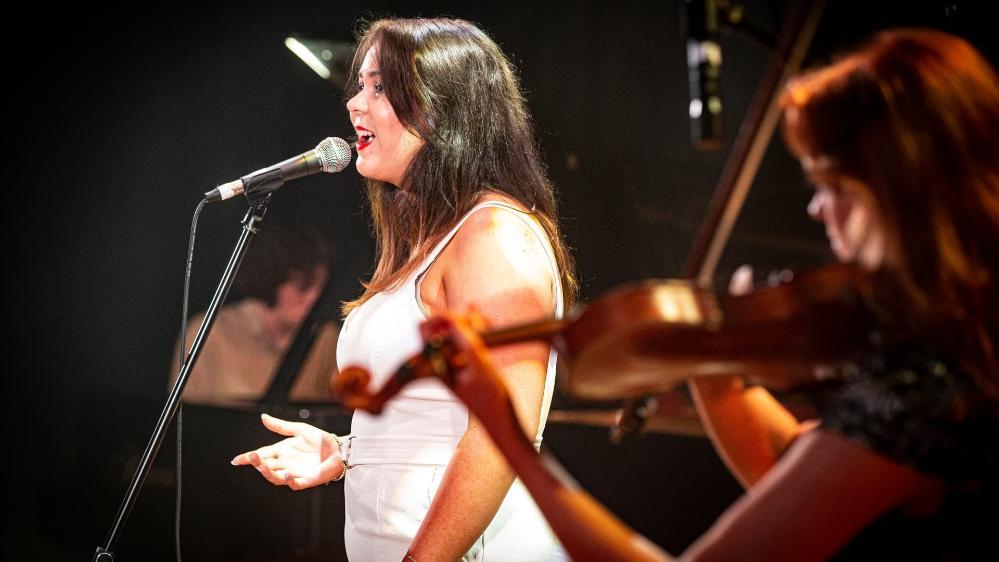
[416, 201, 526, 277]
[413, 200, 564, 318]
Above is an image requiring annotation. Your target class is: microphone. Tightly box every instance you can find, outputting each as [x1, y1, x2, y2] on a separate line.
[684, 0, 724, 149]
[205, 137, 353, 203]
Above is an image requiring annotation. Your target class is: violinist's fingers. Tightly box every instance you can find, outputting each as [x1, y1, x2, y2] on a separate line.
[730, 264, 755, 296]
[420, 315, 451, 340]
[423, 315, 472, 353]
[463, 306, 489, 333]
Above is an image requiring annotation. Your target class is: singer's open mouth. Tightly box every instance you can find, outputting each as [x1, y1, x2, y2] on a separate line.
[356, 131, 375, 150]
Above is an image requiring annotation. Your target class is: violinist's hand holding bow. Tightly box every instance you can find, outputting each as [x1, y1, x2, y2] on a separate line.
[230, 413, 345, 490]
[421, 311, 670, 562]
[419, 311, 526, 441]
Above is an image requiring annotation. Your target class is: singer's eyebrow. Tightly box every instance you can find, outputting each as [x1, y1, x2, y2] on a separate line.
[358, 70, 382, 80]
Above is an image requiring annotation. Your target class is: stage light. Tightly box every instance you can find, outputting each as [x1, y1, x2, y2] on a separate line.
[285, 36, 354, 90]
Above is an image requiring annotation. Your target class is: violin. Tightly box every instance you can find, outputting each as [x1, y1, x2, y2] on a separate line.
[335, 0, 836, 424]
[333, 262, 870, 413]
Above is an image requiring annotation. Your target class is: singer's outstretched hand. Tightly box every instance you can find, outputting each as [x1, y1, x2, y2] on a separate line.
[231, 413, 344, 490]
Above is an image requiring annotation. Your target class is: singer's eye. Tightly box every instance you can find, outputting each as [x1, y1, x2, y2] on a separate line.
[357, 81, 384, 96]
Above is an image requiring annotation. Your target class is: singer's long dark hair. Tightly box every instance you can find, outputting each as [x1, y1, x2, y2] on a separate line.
[781, 28, 999, 396]
[342, 17, 577, 313]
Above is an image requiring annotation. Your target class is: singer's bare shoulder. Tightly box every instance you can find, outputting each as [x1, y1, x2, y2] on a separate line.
[422, 196, 555, 323]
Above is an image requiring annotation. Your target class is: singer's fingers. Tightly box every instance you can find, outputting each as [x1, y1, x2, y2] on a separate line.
[231, 441, 287, 467]
[284, 465, 319, 491]
[260, 457, 284, 472]
[261, 413, 303, 437]
[288, 476, 320, 491]
[231, 452, 253, 466]
[255, 462, 289, 486]
[245, 446, 282, 465]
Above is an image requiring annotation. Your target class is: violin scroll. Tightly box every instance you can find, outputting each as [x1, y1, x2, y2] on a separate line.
[332, 366, 377, 412]
[331, 334, 472, 414]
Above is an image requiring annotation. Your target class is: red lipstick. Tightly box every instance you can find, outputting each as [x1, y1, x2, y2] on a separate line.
[355, 126, 375, 151]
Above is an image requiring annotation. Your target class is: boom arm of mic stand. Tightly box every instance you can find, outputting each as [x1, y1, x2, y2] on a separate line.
[93, 196, 271, 562]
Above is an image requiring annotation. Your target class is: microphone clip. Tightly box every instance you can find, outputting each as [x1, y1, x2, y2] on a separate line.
[242, 168, 286, 202]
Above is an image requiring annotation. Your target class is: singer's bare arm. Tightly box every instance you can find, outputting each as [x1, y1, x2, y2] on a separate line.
[405, 200, 555, 560]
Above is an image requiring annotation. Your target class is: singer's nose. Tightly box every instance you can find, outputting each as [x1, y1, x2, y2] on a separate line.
[347, 90, 365, 115]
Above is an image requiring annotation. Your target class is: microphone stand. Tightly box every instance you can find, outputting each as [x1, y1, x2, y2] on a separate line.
[94, 195, 271, 562]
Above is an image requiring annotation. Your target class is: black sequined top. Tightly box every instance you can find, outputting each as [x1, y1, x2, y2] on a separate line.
[819, 343, 998, 561]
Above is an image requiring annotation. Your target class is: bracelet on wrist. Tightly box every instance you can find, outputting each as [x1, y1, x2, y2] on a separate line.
[327, 433, 348, 483]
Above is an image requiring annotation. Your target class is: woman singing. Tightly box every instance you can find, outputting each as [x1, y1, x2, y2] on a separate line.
[232, 17, 576, 562]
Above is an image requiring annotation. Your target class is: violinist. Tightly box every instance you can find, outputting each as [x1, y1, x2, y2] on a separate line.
[422, 28, 999, 561]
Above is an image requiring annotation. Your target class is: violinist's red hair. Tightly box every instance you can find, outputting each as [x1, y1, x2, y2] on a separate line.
[781, 29, 999, 395]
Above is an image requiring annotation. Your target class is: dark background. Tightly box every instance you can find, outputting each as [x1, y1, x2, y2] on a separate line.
[8, 1, 996, 560]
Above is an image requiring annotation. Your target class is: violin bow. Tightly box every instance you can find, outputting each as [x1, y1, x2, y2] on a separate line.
[611, 0, 827, 443]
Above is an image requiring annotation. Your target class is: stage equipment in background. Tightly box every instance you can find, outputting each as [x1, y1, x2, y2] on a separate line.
[285, 36, 355, 91]
[685, 0, 725, 149]
[617, 0, 827, 441]
[683, 0, 784, 150]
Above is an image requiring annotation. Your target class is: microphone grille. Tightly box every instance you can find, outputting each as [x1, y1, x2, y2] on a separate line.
[316, 137, 353, 173]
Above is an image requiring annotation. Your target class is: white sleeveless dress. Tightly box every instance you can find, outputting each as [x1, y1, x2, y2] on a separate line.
[336, 201, 566, 561]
